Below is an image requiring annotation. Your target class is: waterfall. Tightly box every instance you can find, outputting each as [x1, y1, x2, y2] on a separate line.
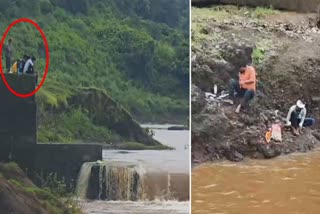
[76, 161, 189, 201]
[104, 163, 146, 201]
[76, 162, 94, 198]
[98, 163, 105, 200]
[76, 161, 146, 201]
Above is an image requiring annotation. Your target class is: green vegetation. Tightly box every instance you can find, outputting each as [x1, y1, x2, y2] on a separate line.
[25, 187, 82, 214]
[0, 162, 82, 213]
[252, 47, 265, 64]
[104, 142, 172, 150]
[0, 0, 189, 143]
[38, 107, 120, 143]
[192, 5, 278, 21]
[253, 7, 278, 19]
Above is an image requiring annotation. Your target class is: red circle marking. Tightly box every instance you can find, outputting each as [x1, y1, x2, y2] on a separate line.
[0, 18, 50, 98]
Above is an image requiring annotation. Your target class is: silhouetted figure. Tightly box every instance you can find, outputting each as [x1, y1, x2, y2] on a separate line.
[5, 38, 13, 72]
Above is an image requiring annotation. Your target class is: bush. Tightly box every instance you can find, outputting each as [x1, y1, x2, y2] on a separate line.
[40, 0, 53, 14]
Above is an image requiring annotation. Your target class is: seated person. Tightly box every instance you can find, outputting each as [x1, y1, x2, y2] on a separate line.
[229, 64, 257, 113]
[18, 55, 29, 74]
[10, 59, 18, 74]
[23, 56, 36, 74]
[286, 100, 315, 136]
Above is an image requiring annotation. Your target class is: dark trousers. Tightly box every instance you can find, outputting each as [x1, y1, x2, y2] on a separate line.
[290, 111, 315, 128]
[229, 79, 255, 104]
[26, 65, 34, 74]
[5, 57, 11, 72]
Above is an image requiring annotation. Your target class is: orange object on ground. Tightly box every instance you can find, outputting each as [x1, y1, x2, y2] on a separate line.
[239, 66, 256, 91]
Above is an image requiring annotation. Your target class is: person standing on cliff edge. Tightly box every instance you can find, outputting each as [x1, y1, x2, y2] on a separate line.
[228, 63, 257, 113]
[5, 38, 13, 73]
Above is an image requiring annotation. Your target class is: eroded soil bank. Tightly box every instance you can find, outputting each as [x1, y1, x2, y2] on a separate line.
[0, 162, 82, 214]
[192, 5, 320, 164]
[192, 0, 320, 13]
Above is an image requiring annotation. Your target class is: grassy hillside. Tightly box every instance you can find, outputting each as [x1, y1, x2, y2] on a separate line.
[0, 162, 82, 214]
[1, 0, 189, 120]
[0, 0, 189, 143]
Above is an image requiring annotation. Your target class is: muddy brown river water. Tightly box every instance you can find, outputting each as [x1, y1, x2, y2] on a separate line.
[192, 149, 320, 214]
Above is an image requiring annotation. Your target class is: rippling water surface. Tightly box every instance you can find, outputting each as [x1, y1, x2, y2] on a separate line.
[192, 149, 320, 214]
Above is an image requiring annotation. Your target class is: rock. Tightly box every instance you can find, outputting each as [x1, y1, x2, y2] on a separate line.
[238, 114, 256, 126]
[298, 144, 307, 152]
[261, 146, 281, 159]
[313, 132, 320, 141]
[200, 26, 211, 35]
[311, 96, 320, 104]
[192, 64, 215, 92]
[191, 84, 206, 114]
[227, 150, 244, 162]
[192, 112, 231, 140]
[168, 126, 189, 131]
[219, 43, 254, 69]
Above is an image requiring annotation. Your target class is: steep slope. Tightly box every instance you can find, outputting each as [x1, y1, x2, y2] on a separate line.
[37, 81, 162, 147]
[192, 5, 320, 163]
[0, 162, 82, 214]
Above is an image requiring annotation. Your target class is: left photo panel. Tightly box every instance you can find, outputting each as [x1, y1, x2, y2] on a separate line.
[0, 1, 190, 214]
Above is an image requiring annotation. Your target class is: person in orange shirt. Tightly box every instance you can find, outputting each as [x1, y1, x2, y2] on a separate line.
[229, 65, 256, 113]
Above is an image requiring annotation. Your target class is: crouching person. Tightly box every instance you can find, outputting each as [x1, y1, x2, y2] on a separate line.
[229, 65, 257, 113]
[286, 100, 315, 136]
[23, 56, 36, 74]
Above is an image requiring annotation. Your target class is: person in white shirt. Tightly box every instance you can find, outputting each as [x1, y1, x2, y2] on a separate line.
[286, 100, 315, 136]
[23, 56, 36, 74]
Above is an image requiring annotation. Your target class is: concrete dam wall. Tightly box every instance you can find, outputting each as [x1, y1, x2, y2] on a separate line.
[192, 0, 320, 13]
[0, 74, 102, 189]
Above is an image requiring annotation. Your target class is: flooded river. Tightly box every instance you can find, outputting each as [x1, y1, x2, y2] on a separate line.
[192, 149, 320, 214]
[83, 201, 189, 214]
[103, 124, 189, 173]
[83, 124, 190, 214]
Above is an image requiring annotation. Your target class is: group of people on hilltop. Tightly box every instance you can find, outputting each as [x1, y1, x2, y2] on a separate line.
[226, 53, 315, 136]
[4, 38, 37, 75]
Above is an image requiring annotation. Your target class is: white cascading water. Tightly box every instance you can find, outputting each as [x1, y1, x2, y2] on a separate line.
[75, 162, 95, 198]
[75, 161, 186, 201]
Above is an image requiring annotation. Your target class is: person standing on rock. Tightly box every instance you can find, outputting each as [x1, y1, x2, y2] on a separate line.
[229, 65, 257, 113]
[285, 100, 315, 136]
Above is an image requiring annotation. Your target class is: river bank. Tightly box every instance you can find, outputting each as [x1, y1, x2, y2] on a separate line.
[191, 5, 320, 163]
[0, 162, 82, 214]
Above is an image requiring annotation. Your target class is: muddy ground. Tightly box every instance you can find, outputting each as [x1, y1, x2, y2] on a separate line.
[192, 5, 320, 164]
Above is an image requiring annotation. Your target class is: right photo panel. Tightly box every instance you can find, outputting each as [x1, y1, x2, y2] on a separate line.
[191, 1, 320, 213]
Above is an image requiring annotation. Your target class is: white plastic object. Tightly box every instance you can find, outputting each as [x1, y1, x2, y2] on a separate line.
[214, 84, 218, 95]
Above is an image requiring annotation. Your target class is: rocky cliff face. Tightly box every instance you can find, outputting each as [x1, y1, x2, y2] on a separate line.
[192, 6, 320, 163]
